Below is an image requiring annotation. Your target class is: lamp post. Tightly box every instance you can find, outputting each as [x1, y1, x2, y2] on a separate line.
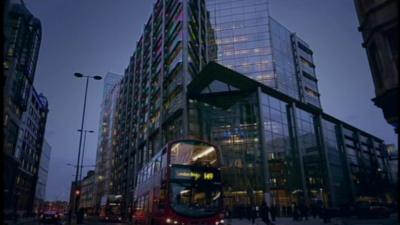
[73, 73, 102, 214]
[77, 129, 94, 181]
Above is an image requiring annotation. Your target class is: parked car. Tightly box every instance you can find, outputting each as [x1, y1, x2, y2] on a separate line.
[39, 211, 62, 224]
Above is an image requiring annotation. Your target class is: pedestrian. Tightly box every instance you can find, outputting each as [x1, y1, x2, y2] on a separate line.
[67, 208, 72, 225]
[250, 205, 257, 225]
[238, 205, 243, 220]
[321, 206, 331, 223]
[77, 208, 84, 224]
[293, 203, 299, 221]
[270, 204, 276, 221]
[311, 203, 317, 218]
[304, 204, 309, 220]
[246, 205, 252, 221]
[260, 202, 270, 225]
[299, 202, 305, 221]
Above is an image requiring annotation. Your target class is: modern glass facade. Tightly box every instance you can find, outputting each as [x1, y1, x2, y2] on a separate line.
[189, 92, 265, 208]
[320, 119, 350, 206]
[105, 0, 392, 218]
[34, 139, 51, 212]
[269, 18, 298, 99]
[3, 1, 47, 216]
[206, 0, 274, 86]
[35, 139, 51, 200]
[94, 73, 121, 213]
[259, 94, 302, 207]
[14, 86, 48, 214]
[206, 0, 321, 107]
[187, 62, 393, 212]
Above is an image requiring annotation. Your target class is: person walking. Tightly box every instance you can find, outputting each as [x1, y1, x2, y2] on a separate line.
[270, 204, 276, 222]
[293, 203, 299, 221]
[247, 205, 253, 221]
[260, 202, 270, 225]
[67, 209, 72, 225]
[238, 205, 243, 220]
[77, 208, 84, 224]
[304, 204, 309, 221]
[311, 203, 317, 218]
[250, 205, 257, 225]
[299, 202, 305, 221]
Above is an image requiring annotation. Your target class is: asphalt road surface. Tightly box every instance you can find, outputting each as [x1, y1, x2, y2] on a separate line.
[19, 214, 399, 225]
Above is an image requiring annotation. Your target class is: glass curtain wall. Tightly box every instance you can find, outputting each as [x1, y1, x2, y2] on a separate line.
[269, 18, 299, 99]
[206, 0, 275, 86]
[321, 119, 350, 207]
[189, 92, 264, 212]
[259, 93, 301, 208]
[295, 108, 326, 205]
[342, 127, 390, 201]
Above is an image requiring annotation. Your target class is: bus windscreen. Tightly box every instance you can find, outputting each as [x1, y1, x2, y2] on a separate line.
[170, 141, 218, 167]
[170, 178, 221, 217]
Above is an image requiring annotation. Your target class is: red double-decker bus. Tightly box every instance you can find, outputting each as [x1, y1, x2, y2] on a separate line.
[132, 139, 224, 225]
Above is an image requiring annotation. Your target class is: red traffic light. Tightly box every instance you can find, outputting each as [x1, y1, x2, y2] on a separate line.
[75, 190, 80, 196]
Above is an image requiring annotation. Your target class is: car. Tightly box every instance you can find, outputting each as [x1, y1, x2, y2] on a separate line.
[104, 214, 123, 223]
[39, 211, 62, 224]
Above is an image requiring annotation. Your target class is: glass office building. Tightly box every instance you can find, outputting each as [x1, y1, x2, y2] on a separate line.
[188, 62, 392, 211]
[106, 0, 392, 217]
[206, 0, 320, 107]
[94, 73, 122, 214]
[3, 1, 45, 215]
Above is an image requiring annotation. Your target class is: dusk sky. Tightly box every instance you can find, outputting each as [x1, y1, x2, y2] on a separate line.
[23, 0, 397, 201]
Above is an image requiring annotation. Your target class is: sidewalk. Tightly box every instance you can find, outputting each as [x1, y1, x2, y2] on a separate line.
[4, 217, 37, 225]
[227, 217, 342, 225]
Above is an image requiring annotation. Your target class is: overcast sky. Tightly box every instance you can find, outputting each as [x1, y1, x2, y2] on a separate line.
[23, 0, 397, 201]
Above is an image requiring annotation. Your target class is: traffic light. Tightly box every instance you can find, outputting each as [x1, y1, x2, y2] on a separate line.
[75, 189, 80, 196]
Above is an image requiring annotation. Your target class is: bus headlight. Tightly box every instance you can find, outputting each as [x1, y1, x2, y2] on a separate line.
[173, 221, 178, 224]
[166, 218, 172, 223]
[215, 219, 224, 225]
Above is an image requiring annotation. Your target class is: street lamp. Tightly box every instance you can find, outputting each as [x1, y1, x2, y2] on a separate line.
[73, 73, 102, 213]
[77, 129, 94, 181]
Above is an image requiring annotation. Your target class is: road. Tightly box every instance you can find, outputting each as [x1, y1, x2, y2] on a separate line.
[13, 214, 399, 225]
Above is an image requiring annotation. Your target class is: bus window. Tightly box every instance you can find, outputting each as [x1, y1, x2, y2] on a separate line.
[170, 141, 218, 167]
[144, 165, 148, 181]
[137, 170, 142, 184]
[161, 151, 167, 168]
[144, 194, 149, 213]
[148, 163, 153, 178]
[159, 184, 167, 209]
[154, 157, 161, 173]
